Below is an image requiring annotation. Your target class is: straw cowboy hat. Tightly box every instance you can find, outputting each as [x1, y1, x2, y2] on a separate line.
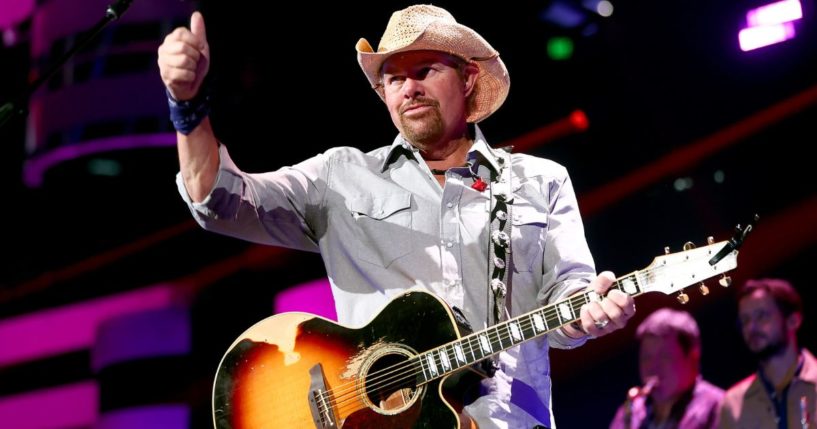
[356, 4, 510, 123]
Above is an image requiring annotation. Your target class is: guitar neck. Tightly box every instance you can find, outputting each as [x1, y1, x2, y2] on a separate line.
[412, 241, 737, 384]
[412, 271, 644, 384]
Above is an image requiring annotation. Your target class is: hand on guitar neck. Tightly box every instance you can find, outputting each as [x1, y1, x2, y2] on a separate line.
[561, 271, 637, 339]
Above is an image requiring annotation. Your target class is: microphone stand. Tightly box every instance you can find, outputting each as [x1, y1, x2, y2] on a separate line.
[0, 0, 134, 131]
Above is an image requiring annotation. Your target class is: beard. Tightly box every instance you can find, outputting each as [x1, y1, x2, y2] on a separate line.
[748, 333, 788, 362]
[399, 98, 445, 150]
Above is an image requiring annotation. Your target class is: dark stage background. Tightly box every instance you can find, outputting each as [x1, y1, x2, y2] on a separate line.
[0, 0, 815, 427]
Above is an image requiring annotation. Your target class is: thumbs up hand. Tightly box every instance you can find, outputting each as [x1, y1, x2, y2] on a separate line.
[158, 11, 211, 101]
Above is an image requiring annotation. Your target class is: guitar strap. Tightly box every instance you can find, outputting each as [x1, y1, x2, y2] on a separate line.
[488, 148, 513, 326]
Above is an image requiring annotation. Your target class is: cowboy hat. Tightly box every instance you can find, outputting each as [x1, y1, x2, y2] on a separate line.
[356, 4, 510, 123]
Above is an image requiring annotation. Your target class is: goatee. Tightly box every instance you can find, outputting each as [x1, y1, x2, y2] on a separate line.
[400, 99, 444, 150]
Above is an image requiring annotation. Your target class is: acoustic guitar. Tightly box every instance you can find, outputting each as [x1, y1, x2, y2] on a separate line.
[213, 226, 751, 428]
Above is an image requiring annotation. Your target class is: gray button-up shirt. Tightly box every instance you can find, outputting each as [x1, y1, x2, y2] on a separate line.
[178, 126, 596, 428]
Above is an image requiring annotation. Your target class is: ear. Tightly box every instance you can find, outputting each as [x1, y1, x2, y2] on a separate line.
[462, 62, 480, 97]
[691, 346, 701, 362]
[786, 312, 802, 331]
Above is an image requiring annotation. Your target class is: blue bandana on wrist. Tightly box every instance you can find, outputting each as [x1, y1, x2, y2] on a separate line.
[166, 84, 211, 135]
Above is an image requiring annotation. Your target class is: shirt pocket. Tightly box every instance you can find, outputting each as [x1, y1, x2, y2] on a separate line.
[347, 192, 413, 268]
[511, 206, 547, 273]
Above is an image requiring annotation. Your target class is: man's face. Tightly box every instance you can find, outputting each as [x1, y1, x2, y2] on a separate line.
[739, 289, 789, 360]
[639, 334, 698, 402]
[381, 50, 473, 150]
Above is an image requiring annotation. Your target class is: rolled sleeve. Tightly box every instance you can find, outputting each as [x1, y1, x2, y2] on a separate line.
[176, 144, 327, 252]
[176, 145, 241, 220]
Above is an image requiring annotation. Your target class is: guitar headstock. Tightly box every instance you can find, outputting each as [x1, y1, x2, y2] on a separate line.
[635, 216, 756, 304]
[642, 239, 737, 300]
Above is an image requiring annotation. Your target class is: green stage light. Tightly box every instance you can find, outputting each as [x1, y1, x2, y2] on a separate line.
[547, 36, 574, 60]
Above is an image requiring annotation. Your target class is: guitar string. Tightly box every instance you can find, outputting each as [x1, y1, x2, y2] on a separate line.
[317, 266, 670, 415]
[318, 260, 714, 415]
[317, 267, 667, 415]
[323, 243, 732, 412]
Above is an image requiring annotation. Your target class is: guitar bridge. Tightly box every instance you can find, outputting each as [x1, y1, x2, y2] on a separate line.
[307, 363, 337, 429]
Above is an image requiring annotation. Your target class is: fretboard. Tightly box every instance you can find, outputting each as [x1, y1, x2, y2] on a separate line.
[411, 271, 645, 384]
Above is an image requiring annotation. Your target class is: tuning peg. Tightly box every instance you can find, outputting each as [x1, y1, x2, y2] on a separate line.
[699, 283, 710, 296]
[677, 292, 690, 304]
[664, 246, 670, 255]
[707, 236, 714, 245]
[719, 275, 732, 287]
[683, 241, 696, 250]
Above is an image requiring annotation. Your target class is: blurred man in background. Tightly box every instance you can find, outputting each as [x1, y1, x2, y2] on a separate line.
[719, 278, 816, 429]
[610, 308, 724, 429]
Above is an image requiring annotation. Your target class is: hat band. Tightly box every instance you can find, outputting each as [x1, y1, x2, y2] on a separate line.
[369, 52, 500, 90]
[470, 53, 499, 62]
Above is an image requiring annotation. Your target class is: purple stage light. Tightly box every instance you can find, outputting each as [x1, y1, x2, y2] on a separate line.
[739, 22, 796, 51]
[739, 0, 802, 51]
[91, 307, 191, 372]
[96, 405, 189, 429]
[747, 0, 802, 27]
[0, 284, 178, 367]
[540, 1, 588, 29]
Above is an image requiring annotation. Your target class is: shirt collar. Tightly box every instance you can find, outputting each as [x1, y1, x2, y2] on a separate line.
[380, 124, 505, 173]
[468, 125, 505, 174]
[381, 134, 416, 172]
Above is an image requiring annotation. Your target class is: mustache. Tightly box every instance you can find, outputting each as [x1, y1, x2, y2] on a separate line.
[400, 97, 440, 114]
[747, 332, 768, 342]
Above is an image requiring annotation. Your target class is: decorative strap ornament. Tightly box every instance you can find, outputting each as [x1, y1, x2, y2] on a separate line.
[488, 149, 514, 326]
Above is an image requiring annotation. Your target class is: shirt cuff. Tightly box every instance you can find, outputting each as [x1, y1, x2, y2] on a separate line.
[549, 327, 589, 349]
[176, 144, 241, 220]
[546, 279, 591, 349]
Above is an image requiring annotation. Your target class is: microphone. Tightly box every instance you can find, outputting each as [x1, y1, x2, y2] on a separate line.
[106, 0, 134, 20]
[0, 0, 135, 132]
[627, 376, 658, 400]
[623, 377, 658, 428]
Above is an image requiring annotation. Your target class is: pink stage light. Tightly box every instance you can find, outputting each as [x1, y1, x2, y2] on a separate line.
[0, 0, 35, 30]
[273, 278, 337, 320]
[747, 0, 803, 27]
[0, 381, 98, 429]
[739, 22, 796, 51]
[0, 284, 178, 368]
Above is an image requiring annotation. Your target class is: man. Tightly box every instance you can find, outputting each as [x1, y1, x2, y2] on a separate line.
[719, 279, 816, 429]
[158, 5, 636, 428]
[610, 308, 724, 429]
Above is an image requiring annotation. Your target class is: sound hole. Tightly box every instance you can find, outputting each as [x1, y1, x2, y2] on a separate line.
[364, 351, 422, 414]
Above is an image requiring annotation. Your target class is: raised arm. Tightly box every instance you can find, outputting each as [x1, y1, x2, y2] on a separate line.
[158, 11, 218, 202]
